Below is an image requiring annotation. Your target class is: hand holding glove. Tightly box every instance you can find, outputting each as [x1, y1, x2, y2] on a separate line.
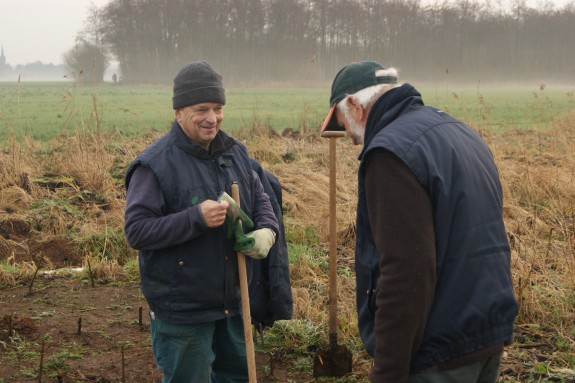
[218, 192, 254, 230]
[219, 191, 274, 259]
[240, 228, 276, 260]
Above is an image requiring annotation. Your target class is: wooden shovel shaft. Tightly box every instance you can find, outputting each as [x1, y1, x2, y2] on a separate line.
[313, 133, 353, 378]
[231, 183, 258, 383]
[328, 137, 338, 345]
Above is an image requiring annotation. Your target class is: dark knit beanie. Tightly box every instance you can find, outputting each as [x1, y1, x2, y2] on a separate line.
[172, 62, 226, 109]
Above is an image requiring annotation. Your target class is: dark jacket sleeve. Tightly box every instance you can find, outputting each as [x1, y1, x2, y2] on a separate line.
[124, 164, 207, 250]
[365, 149, 436, 383]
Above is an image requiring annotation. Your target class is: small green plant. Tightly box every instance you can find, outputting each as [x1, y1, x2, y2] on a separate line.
[260, 319, 323, 354]
[33, 310, 56, 319]
[532, 361, 549, 374]
[121, 257, 141, 280]
[3, 332, 30, 354]
[19, 368, 37, 378]
[285, 222, 321, 246]
[566, 352, 575, 369]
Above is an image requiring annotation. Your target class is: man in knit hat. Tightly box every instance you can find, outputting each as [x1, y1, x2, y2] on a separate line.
[124, 61, 279, 382]
[321, 61, 518, 382]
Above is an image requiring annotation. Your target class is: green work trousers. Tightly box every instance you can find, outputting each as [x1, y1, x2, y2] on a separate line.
[150, 314, 248, 383]
[408, 353, 503, 383]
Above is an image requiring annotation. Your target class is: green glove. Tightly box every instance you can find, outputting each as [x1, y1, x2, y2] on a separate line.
[218, 192, 254, 230]
[240, 228, 276, 260]
[224, 216, 255, 252]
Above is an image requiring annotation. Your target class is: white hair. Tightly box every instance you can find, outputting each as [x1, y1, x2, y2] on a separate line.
[337, 67, 400, 144]
[337, 67, 400, 110]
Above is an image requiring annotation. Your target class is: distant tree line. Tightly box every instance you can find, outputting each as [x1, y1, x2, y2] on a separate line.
[83, 0, 575, 84]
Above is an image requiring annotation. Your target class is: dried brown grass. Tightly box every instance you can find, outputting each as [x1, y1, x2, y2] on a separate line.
[490, 112, 575, 332]
[0, 111, 574, 342]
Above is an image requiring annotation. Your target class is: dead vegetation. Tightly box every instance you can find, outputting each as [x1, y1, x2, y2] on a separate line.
[1, 112, 574, 381]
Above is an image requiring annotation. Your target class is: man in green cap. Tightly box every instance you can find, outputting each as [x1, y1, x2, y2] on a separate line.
[321, 61, 517, 382]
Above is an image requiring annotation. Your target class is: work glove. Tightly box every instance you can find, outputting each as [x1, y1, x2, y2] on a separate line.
[218, 192, 254, 230]
[239, 228, 276, 260]
[224, 216, 256, 252]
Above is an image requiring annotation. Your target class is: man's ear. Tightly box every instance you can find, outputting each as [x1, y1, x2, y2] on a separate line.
[347, 96, 365, 121]
[175, 109, 181, 122]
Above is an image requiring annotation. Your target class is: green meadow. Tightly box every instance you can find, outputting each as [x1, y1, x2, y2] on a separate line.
[0, 81, 573, 141]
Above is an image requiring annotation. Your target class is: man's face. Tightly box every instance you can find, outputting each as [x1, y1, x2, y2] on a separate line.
[336, 103, 366, 145]
[175, 102, 224, 149]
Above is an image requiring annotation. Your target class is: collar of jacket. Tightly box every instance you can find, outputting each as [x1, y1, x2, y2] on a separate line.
[170, 120, 236, 159]
[359, 83, 423, 161]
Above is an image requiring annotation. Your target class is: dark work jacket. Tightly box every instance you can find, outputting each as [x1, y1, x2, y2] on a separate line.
[356, 84, 518, 372]
[249, 159, 293, 327]
[124, 122, 278, 324]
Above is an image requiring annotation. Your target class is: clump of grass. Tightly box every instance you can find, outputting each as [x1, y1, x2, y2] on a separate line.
[0, 258, 35, 288]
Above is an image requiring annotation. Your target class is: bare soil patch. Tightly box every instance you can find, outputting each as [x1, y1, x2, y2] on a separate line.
[0, 276, 308, 383]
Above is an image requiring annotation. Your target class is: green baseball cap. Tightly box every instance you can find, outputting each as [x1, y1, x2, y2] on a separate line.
[320, 61, 397, 133]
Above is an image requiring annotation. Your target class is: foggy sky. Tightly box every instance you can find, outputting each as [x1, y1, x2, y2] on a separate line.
[0, 0, 111, 66]
[0, 0, 572, 67]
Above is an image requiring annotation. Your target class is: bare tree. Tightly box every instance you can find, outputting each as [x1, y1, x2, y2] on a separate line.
[63, 41, 109, 84]
[64, 4, 109, 83]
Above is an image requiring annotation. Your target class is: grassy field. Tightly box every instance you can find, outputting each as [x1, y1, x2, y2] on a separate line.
[0, 81, 574, 382]
[1, 81, 573, 141]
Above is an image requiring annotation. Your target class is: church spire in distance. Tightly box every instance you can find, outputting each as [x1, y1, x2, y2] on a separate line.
[0, 45, 6, 66]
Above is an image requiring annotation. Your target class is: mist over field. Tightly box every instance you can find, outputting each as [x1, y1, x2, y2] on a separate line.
[0, 0, 574, 85]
